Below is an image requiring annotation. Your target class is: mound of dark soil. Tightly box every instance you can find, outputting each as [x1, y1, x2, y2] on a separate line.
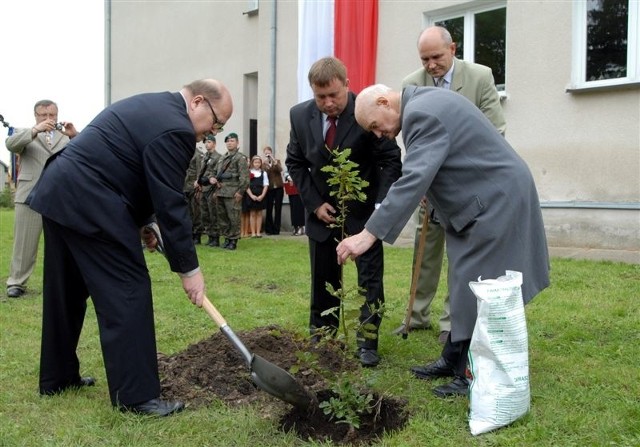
[158, 325, 409, 445]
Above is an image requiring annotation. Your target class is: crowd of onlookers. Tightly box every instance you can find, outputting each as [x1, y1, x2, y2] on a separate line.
[184, 134, 305, 251]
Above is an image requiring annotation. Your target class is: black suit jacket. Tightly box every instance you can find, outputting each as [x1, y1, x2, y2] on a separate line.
[28, 91, 198, 274]
[286, 92, 402, 242]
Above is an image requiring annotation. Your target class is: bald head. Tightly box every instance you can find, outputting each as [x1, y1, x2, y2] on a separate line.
[417, 26, 456, 78]
[418, 26, 453, 48]
[182, 78, 233, 141]
[355, 84, 401, 140]
[184, 79, 233, 123]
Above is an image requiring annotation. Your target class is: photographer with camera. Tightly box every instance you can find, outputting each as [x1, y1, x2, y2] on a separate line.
[262, 146, 284, 235]
[5, 99, 78, 298]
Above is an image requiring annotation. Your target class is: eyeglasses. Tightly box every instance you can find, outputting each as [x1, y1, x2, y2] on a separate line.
[203, 97, 224, 132]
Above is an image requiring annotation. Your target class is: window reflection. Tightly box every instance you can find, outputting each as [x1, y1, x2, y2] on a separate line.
[586, 0, 628, 81]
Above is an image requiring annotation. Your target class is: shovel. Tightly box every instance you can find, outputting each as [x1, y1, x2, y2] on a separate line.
[143, 223, 314, 410]
[200, 295, 314, 409]
[399, 204, 430, 339]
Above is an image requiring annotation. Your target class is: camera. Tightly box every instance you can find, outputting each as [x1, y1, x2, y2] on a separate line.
[55, 122, 65, 131]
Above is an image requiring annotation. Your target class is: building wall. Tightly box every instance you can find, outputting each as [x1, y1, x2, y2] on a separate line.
[107, 0, 640, 251]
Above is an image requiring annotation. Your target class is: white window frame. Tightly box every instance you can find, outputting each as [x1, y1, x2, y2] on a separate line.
[244, 0, 259, 16]
[570, 0, 640, 91]
[425, 1, 507, 97]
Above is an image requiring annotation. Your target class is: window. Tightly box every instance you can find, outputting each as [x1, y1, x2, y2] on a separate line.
[244, 0, 259, 16]
[571, 0, 640, 90]
[427, 2, 506, 91]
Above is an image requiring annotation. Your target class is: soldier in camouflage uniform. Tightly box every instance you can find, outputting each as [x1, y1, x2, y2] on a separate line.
[213, 132, 249, 250]
[199, 135, 223, 246]
[184, 146, 205, 244]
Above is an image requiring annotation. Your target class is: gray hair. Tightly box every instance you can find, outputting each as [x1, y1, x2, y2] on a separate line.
[34, 100, 57, 112]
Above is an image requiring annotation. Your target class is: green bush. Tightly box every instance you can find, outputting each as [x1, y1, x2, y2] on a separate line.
[0, 186, 14, 208]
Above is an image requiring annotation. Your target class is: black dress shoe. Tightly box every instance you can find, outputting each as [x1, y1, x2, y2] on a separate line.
[7, 286, 25, 298]
[355, 348, 380, 367]
[411, 357, 455, 380]
[40, 376, 96, 395]
[120, 398, 185, 416]
[432, 376, 470, 398]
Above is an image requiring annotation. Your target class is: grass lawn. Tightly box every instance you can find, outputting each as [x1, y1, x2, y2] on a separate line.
[0, 208, 638, 446]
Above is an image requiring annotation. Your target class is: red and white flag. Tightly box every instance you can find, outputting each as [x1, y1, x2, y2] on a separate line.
[297, 0, 378, 103]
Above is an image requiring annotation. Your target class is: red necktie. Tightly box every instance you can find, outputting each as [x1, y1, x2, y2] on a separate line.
[325, 116, 337, 150]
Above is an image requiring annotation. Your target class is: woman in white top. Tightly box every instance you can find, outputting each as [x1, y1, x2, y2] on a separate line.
[245, 155, 269, 237]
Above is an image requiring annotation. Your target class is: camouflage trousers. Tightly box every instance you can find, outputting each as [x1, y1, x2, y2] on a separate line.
[200, 189, 219, 236]
[216, 195, 241, 240]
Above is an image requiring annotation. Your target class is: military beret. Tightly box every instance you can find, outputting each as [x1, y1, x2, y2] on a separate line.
[205, 134, 216, 142]
[224, 132, 238, 142]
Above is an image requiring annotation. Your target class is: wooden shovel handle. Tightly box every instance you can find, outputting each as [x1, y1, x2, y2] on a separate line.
[403, 206, 430, 335]
[201, 295, 228, 328]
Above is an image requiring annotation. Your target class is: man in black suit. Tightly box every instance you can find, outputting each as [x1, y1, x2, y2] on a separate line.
[27, 79, 233, 416]
[286, 57, 402, 367]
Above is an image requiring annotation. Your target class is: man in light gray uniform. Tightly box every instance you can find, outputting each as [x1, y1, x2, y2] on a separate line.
[337, 84, 549, 398]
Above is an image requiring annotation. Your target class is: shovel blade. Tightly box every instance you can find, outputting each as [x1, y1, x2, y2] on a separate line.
[251, 354, 315, 410]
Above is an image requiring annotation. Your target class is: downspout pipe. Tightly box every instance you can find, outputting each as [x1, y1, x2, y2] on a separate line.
[105, 0, 112, 106]
[269, 0, 277, 152]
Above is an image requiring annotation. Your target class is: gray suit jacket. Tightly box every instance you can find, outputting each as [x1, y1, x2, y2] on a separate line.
[366, 86, 549, 341]
[6, 128, 69, 203]
[402, 57, 506, 135]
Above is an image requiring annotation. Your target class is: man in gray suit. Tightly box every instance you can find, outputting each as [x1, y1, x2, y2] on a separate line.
[5, 100, 78, 298]
[337, 84, 549, 398]
[395, 26, 506, 343]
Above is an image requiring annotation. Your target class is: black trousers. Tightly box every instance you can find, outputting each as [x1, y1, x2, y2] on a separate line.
[39, 218, 160, 406]
[265, 187, 284, 234]
[441, 334, 471, 377]
[308, 232, 385, 350]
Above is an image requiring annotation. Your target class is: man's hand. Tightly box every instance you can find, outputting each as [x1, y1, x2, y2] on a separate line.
[140, 226, 158, 252]
[315, 202, 336, 224]
[181, 271, 205, 306]
[59, 121, 79, 138]
[336, 229, 378, 264]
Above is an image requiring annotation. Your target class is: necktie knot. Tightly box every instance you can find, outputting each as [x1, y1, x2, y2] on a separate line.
[435, 77, 445, 88]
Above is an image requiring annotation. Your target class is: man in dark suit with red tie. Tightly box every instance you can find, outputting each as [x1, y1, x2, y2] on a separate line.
[286, 57, 402, 367]
[27, 79, 233, 416]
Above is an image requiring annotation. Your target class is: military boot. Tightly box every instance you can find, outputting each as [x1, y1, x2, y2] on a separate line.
[193, 233, 202, 245]
[226, 239, 237, 250]
[207, 235, 220, 247]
